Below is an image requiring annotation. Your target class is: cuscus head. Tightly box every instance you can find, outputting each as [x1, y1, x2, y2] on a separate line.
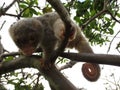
[9, 18, 43, 56]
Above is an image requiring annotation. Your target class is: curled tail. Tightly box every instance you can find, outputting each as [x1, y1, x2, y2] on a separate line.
[67, 23, 101, 82]
[82, 63, 100, 81]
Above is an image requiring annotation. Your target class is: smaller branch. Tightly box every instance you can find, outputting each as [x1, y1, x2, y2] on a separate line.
[0, 38, 4, 56]
[107, 30, 120, 53]
[4, 0, 16, 12]
[1, 3, 5, 8]
[0, 0, 17, 16]
[117, 49, 120, 53]
[107, 11, 120, 24]
[59, 61, 76, 71]
[116, 42, 120, 53]
[4, 13, 19, 17]
[82, 0, 111, 29]
[82, 9, 107, 29]
[103, 0, 110, 10]
[66, 0, 75, 13]
[17, 5, 31, 19]
[103, 0, 120, 23]
[4, 5, 37, 18]
[0, 21, 6, 31]
[5, 1, 34, 19]
[32, 73, 42, 90]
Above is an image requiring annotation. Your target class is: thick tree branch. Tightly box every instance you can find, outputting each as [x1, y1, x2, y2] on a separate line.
[1, 53, 120, 76]
[0, 55, 78, 90]
[1, 52, 120, 89]
[60, 53, 120, 66]
[0, 56, 40, 75]
[39, 65, 78, 90]
[46, 0, 71, 24]
[46, 0, 74, 64]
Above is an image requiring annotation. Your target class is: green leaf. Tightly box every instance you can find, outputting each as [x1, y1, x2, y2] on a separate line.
[19, 4, 27, 9]
[105, 17, 110, 22]
[4, 56, 14, 61]
[117, 13, 120, 18]
[43, 6, 52, 13]
[30, 8, 38, 15]
[26, 0, 30, 4]
[29, 0, 35, 6]
[91, 10, 96, 16]
[74, 16, 80, 23]
[34, 0, 38, 5]
[20, 1, 28, 5]
[111, 22, 116, 28]
[109, 28, 114, 35]
[22, 8, 33, 17]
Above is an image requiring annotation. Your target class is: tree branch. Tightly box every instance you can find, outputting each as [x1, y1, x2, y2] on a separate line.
[59, 61, 76, 71]
[47, 0, 70, 24]
[0, 55, 78, 90]
[46, 0, 75, 64]
[60, 53, 120, 66]
[0, 0, 16, 16]
[0, 21, 6, 31]
[107, 30, 120, 53]
[82, 0, 111, 29]
[1, 52, 120, 89]
[107, 11, 120, 24]
[1, 53, 120, 76]
[0, 56, 40, 75]
[4, 0, 16, 12]
[82, 9, 107, 29]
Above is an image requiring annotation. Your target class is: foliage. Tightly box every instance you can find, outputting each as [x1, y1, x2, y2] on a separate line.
[1, 69, 44, 90]
[72, 0, 119, 45]
[17, 0, 41, 17]
[0, 84, 7, 90]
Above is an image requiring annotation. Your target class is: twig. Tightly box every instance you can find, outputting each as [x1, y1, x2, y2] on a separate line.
[4, 0, 16, 12]
[82, 9, 107, 29]
[82, 0, 111, 29]
[4, 13, 19, 17]
[0, 0, 17, 16]
[17, 6, 32, 18]
[1, 2, 5, 8]
[0, 21, 6, 31]
[58, 61, 76, 71]
[107, 30, 120, 53]
[107, 11, 120, 24]
[116, 42, 120, 53]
